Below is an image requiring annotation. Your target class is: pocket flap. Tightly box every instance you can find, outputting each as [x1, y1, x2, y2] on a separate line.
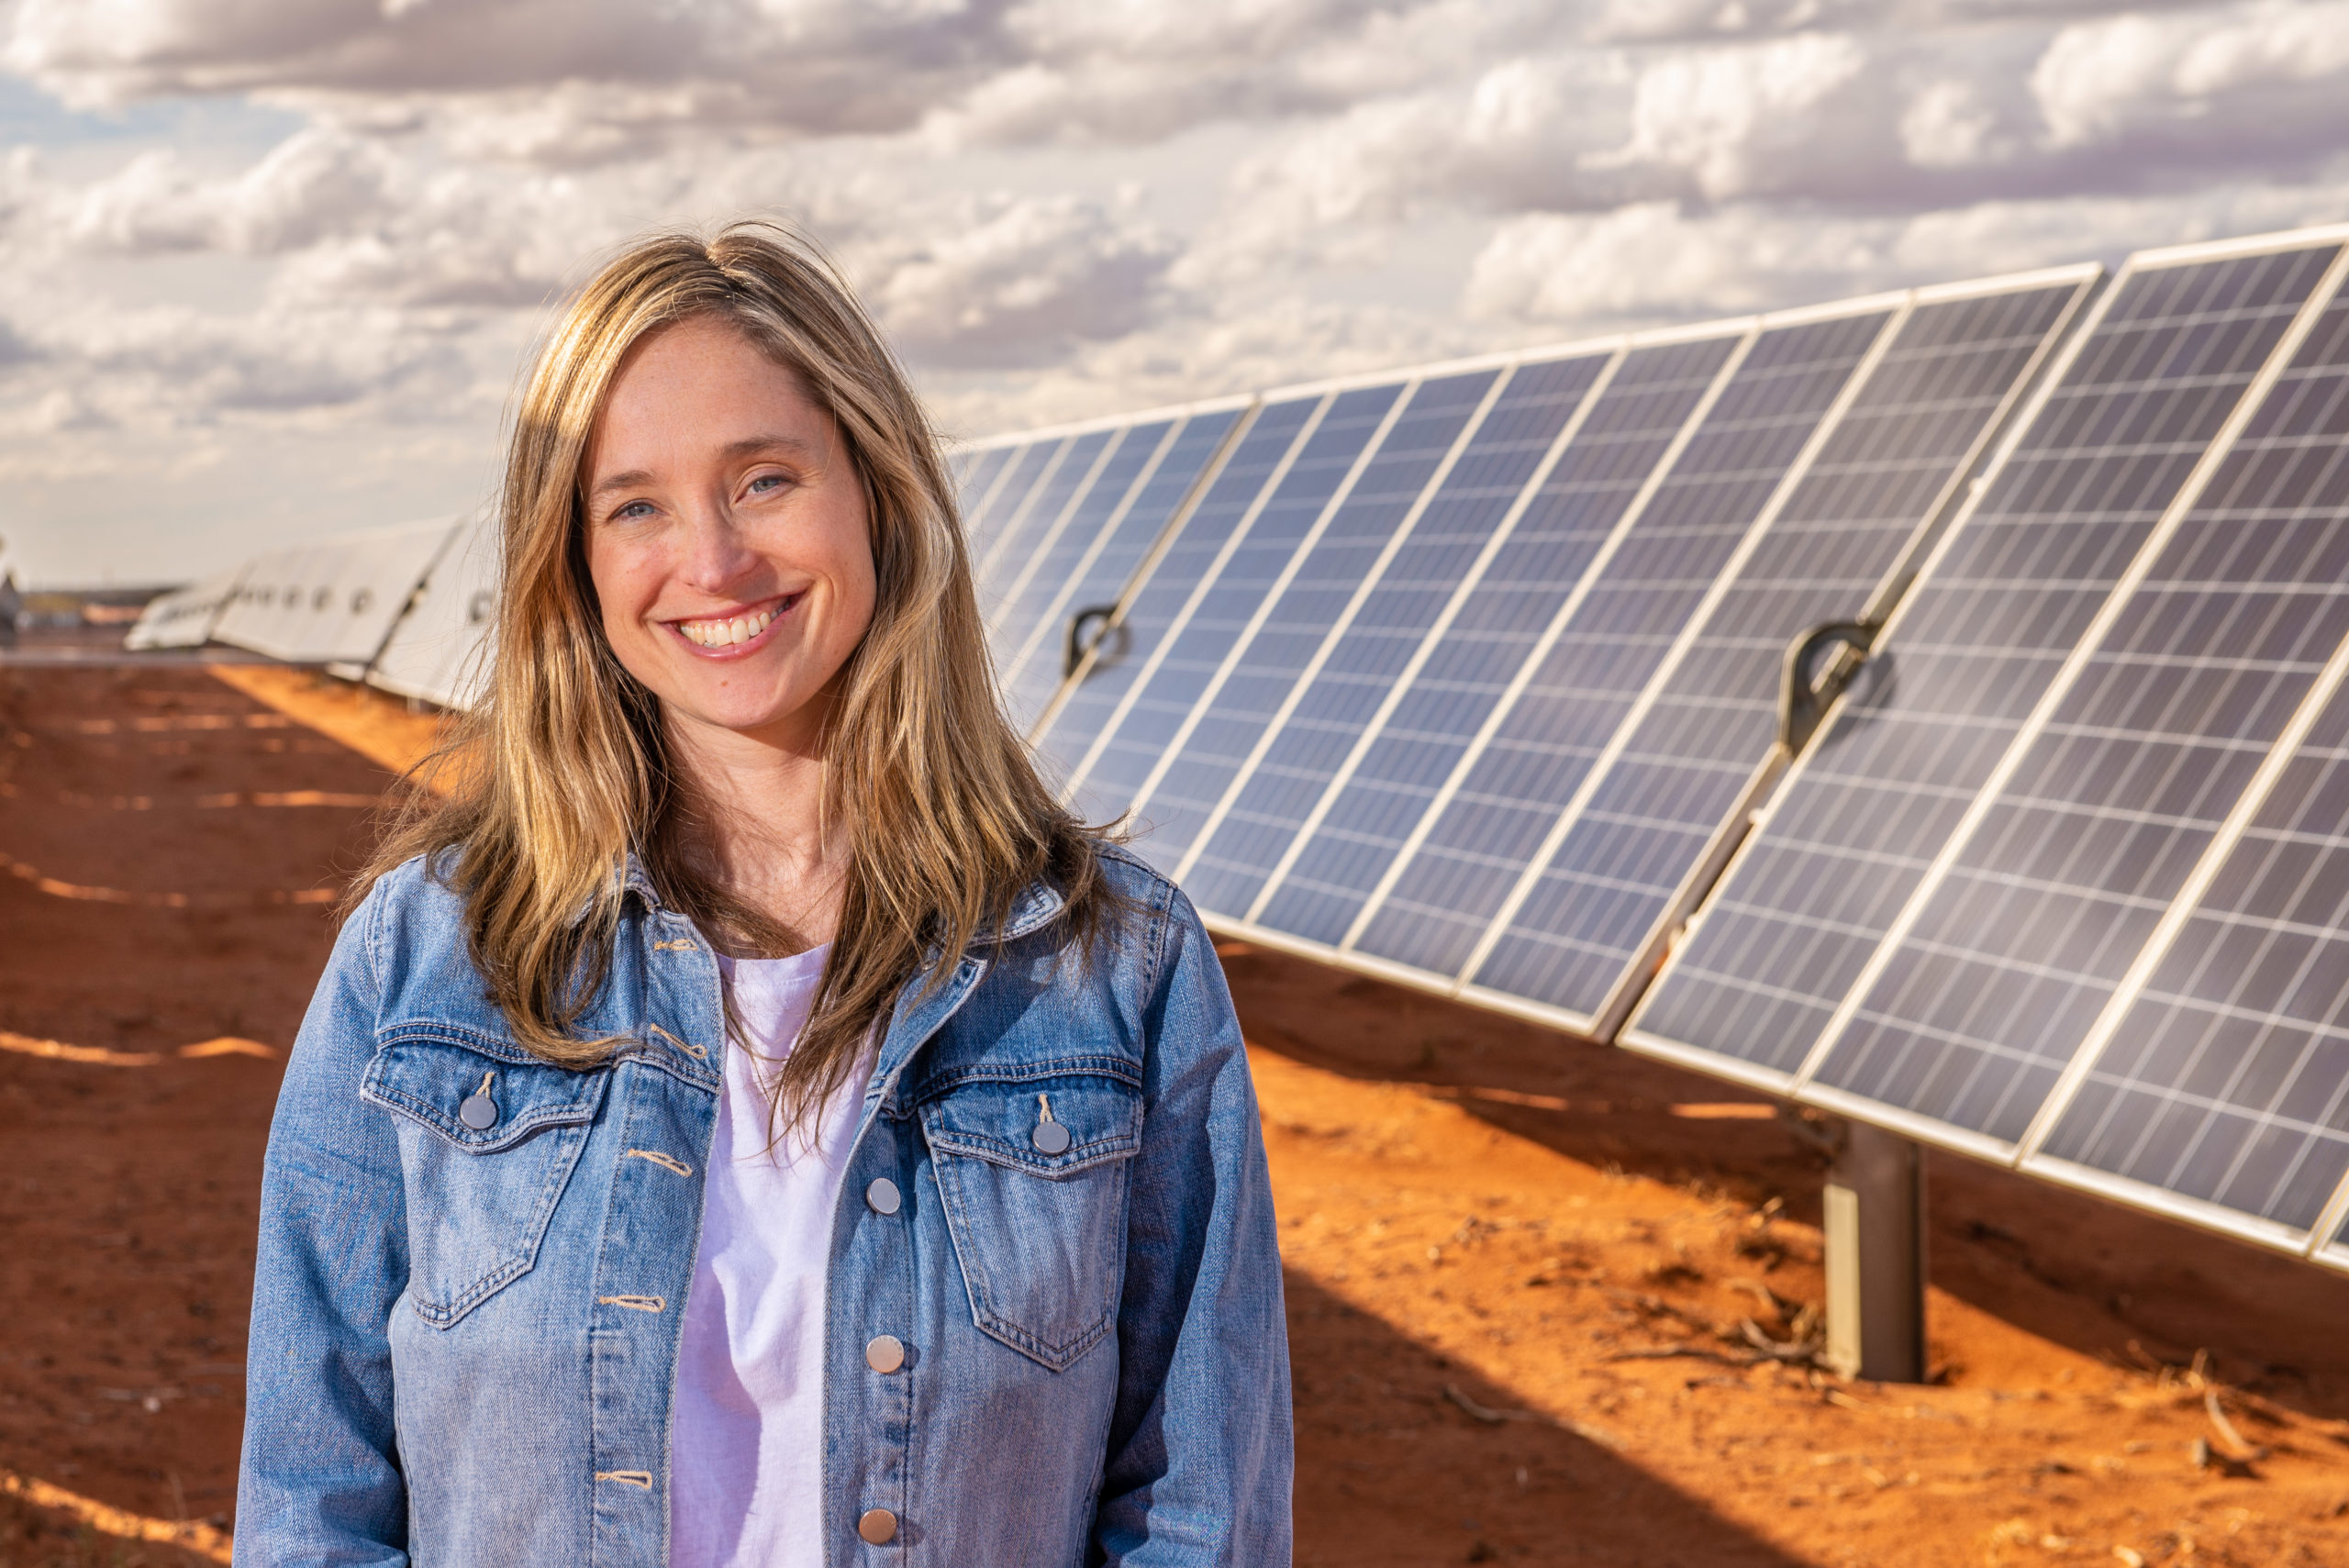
[918, 1065, 1141, 1179]
[362, 1026, 607, 1153]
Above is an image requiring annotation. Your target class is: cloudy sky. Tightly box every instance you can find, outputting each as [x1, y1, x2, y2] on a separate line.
[3, 0, 2347, 584]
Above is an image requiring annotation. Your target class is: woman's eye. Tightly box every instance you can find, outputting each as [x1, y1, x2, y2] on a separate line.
[747, 473, 786, 495]
[610, 500, 655, 522]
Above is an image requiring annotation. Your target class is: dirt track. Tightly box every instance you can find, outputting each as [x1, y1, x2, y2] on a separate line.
[3, 664, 2348, 1566]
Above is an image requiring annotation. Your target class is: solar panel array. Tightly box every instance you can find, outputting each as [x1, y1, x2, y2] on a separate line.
[123, 220, 2349, 1271]
[1622, 227, 2349, 1267]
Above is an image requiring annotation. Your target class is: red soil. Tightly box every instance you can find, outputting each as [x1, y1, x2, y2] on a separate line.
[3, 664, 2347, 1566]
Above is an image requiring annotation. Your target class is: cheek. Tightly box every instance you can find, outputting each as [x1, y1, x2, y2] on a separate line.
[583, 534, 660, 646]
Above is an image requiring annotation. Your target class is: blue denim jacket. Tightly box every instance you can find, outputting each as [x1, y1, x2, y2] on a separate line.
[235, 846, 1291, 1566]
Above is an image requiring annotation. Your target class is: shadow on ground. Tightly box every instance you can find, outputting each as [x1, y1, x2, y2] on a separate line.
[1286, 1271, 1807, 1567]
[1223, 944, 2349, 1429]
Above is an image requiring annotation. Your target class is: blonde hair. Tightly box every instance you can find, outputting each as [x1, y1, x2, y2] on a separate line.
[364, 220, 1116, 1128]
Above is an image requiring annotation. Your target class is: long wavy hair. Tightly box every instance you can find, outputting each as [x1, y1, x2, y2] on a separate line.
[362, 220, 1115, 1129]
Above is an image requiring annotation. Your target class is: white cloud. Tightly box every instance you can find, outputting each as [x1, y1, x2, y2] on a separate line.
[863, 193, 1175, 365]
[2, 0, 2348, 585]
[2032, 1, 2349, 159]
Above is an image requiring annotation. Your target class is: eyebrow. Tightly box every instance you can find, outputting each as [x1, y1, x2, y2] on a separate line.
[587, 435, 823, 498]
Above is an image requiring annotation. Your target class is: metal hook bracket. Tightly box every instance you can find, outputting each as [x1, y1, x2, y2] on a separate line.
[1779, 618, 1877, 753]
[1064, 605, 1124, 676]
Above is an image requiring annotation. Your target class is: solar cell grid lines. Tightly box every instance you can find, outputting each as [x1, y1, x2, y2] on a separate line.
[2008, 283, 2349, 1249]
[962, 439, 1054, 566]
[1462, 274, 2097, 1030]
[982, 423, 1145, 650]
[1345, 305, 1901, 999]
[1630, 236, 2349, 1103]
[996, 404, 1247, 735]
[1060, 384, 1408, 834]
[1251, 333, 1746, 950]
[1144, 367, 1510, 904]
[974, 429, 1108, 605]
[2032, 668, 2349, 1251]
[952, 442, 1013, 526]
[1801, 241, 2349, 1151]
[1177, 351, 1619, 927]
[1035, 395, 1308, 785]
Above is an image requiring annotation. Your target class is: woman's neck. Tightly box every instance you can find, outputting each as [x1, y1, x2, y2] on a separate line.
[663, 700, 850, 953]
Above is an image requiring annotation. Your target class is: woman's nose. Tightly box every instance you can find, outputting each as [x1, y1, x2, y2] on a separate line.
[676, 507, 758, 594]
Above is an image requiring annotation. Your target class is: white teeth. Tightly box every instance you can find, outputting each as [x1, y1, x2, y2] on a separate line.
[678, 605, 780, 648]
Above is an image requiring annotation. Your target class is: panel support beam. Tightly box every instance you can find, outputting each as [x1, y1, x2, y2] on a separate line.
[1822, 1119, 1928, 1384]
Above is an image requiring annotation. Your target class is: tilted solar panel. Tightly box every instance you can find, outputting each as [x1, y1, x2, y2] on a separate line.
[975, 429, 1114, 613]
[1629, 231, 2349, 1163]
[952, 443, 1013, 525]
[126, 566, 246, 650]
[998, 404, 1248, 737]
[985, 422, 1160, 656]
[1055, 385, 1406, 824]
[1996, 272, 2349, 1257]
[1173, 350, 1618, 923]
[963, 439, 1053, 565]
[1461, 272, 2099, 1031]
[1033, 397, 1303, 783]
[368, 513, 501, 710]
[1341, 303, 1900, 1006]
[1115, 368, 1504, 881]
[1247, 333, 1745, 950]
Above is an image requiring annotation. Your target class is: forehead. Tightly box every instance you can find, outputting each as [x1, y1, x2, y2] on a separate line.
[593, 317, 822, 453]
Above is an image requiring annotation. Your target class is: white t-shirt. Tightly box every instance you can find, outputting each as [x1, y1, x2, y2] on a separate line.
[669, 943, 869, 1568]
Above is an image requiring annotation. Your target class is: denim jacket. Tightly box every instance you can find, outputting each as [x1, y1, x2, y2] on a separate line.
[234, 846, 1291, 1566]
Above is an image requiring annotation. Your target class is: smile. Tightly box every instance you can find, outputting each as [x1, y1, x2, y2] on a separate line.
[669, 595, 798, 651]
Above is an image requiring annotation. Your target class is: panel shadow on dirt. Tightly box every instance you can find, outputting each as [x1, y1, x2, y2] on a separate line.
[1287, 1271, 1806, 1567]
[1225, 943, 2349, 1429]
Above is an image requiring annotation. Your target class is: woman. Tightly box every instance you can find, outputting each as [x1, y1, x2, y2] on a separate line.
[235, 223, 1291, 1566]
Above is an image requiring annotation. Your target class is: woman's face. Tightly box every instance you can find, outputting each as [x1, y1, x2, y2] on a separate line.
[583, 314, 878, 751]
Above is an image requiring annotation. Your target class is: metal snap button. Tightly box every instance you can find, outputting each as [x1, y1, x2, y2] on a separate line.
[459, 1071, 497, 1131]
[864, 1177, 901, 1216]
[865, 1334, 906, 1374]
[857, 1507, 897, 1544]
[1030, 1090, 1071, 1155]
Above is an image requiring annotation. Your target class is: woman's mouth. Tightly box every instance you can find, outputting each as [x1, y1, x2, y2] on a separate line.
[670, 594, 798, 651]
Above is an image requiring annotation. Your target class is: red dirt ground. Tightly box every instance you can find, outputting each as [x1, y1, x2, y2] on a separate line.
[4, 664, 2349, 1566]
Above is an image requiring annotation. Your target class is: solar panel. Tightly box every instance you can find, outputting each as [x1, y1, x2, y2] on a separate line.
[1461, 272, 2099, 1029]
[319, 520, 465, 673]
[1165, 350, 1617, 917]
[1051, 386, 1403, 820]
[975, 429, 1113, 612]
[126, 566, 246, 650]
[996, 403, 1248, 735]
[1629, 232, 2349, 1150]
[953, 443, 1014, 525]
[1341, 303, 1900, 1000]
[1034, 396, 1303, 782]
[1114, 368, 1504, 878]
[963, 439, 1055, 565]
[1241, 332, 1748, 949]
[368, 514, 501, 709]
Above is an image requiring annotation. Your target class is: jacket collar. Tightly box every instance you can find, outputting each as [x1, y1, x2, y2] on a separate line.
[621, 852, 1066, 948]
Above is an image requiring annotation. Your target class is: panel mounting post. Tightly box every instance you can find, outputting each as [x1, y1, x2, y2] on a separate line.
[1821, 1119, 1927, 1383]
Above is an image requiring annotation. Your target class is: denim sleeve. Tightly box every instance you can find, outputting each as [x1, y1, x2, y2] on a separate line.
[1094, 888, 1293, 1566]
[235, 884, 411, 1567]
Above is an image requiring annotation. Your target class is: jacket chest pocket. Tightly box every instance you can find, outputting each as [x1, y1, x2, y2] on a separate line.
[361, 1028, 609, 1329]
[919, 1069, 1142, 1371]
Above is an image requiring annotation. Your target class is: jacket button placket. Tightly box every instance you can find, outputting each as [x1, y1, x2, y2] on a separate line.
[589, 916, 722, 1563]
[851, 1126, 917, 1551]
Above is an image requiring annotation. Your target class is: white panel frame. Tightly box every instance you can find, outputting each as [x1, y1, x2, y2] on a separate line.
[1606, 224, 2349, 1273]
[1115, 379, 1425, 832]
[1168, 364, 1520, 884]
[1232, 346, 1631, 924]
[1055, 393, 1341, 799]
